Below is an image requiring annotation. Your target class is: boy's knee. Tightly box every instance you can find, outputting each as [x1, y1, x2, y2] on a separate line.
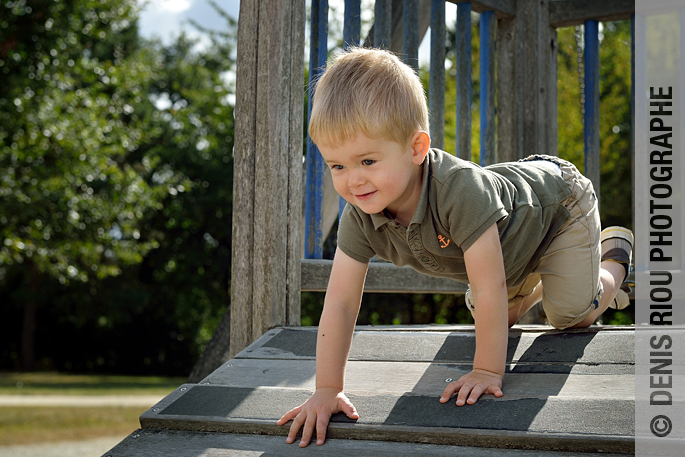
[545, 306, 594, 330]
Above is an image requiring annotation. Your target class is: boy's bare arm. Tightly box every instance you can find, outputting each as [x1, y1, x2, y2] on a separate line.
[440, 223, 508, 406]
[277, 247, 368, 446]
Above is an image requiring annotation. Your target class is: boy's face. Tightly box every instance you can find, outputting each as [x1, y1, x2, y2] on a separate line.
[319, 132, 429, 219]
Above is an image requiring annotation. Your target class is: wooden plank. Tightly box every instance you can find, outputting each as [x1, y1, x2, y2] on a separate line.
[252, 0, 302, 337]
[429, 0, 446, 149]
[495, 14, 520, 163]
[106, 429, 631, 457]
[496, 0, 557, 162]
[301, 259, 468, 293]
[138, 385, 634, 453]
[549, 0, 634, 28]
[402, 0, 420, 71]
[230, 0, 259, 358]
[375, 0, 393, 49]
[365, 0, 431, 67]
[201, 359, 634, 400]
[230, 0, 305, 357]
[446, 0, 516, 19]
[233, 327, 635, 367]
[455, 1, 472, 160]
[122, 327, 642, 454]
[583, 20, 601, 197]
[287, 0, 305, 325]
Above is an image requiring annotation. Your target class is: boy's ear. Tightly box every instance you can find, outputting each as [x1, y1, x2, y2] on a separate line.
[410, 130, 431, 165]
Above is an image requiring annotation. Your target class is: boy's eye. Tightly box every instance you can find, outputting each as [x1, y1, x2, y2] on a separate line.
[331, 164, 344, 170]
[362, 159, 375, 166]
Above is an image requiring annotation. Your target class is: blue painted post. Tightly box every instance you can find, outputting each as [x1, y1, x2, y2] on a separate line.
[455, 2, 471, 161]
[402, 0, 420, 72]
[343, 0, 361, 48]
[584, 20, 600, 199]
[340, 0, 362, 220]
[479, 10, 495, 166]
[429, 0, 445, 150]
[374, 0, 392, 49]
[304, 0, 328, 259]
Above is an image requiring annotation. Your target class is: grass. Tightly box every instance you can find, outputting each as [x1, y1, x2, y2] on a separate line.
[0, 371, 186, 395]
[0, 372, 187, 446]
[0, 406, 146, 445]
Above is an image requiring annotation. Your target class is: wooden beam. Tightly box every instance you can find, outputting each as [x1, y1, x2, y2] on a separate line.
[231, 0, 305, 358]
[549, 0, 634, 28]
[455, 2, 472, 161]
[301, 259, 468, 294]
[429, 0, 446, 149]
[446, 0, 516, 19]
[496, 0, 557, 162]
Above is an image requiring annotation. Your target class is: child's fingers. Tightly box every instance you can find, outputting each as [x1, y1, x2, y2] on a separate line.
[315, 412, 331, 445]
[455, 382, 473, 406]
[463, 383, 486, 405]
[339, 397, 359, 419]
[277, 406, 300, 426]
[489, 385, 504, 397]
[299, 414, 317, 447]
[439, 381, 463, 403]
[456, 382, 502, 406]
[286, 411, 306, 444]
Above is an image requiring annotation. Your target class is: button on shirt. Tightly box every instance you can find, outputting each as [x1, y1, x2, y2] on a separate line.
[336, 149, 573, 287]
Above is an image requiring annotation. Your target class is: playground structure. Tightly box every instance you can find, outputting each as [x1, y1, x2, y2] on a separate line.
[105, 1, 640, 455]
[228, 0, 635, 360]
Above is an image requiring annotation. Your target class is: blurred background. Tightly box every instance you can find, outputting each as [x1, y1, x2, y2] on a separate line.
[0, 0, 632, 454]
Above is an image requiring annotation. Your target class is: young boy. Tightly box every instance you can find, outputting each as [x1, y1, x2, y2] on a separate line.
[277, 48, 634, 447]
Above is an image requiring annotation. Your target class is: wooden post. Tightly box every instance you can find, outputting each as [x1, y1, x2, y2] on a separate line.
[429, 0, 446, 150]
[496, 0, 557, 162]
[455, 2, 472, 161]
[375, 0, 393, 49]
[230, 0, 305, 358]
[584, 20, 600, 197]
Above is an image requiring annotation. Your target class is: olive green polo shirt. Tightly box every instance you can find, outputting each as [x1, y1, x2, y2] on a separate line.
[337, 149, 573, 287]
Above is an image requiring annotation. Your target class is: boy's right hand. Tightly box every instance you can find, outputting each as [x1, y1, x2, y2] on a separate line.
[277, 387, 359, 447]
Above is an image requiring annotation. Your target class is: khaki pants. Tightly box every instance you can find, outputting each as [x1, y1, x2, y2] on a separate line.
[507, 156, 602, 329]
[466, 156, 603, 329]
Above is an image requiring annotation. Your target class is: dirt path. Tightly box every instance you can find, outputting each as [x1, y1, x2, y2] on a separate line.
[0, 436, 127, 457]
[0, 394, 164, 407]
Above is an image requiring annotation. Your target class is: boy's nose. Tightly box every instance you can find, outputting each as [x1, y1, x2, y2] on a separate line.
[347, 170, 365, 187]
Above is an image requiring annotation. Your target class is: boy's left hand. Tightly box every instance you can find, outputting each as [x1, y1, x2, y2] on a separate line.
[439, 368, 503, 406]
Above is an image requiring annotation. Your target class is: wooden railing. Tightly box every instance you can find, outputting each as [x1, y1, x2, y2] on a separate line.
[301, 0, 635, 293]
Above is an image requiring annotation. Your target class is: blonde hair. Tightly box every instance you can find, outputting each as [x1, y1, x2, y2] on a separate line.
[308, 47, 429, 148]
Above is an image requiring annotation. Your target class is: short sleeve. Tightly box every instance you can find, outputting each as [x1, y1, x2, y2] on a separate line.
[336, 203, 375, 263]
[438, 168, 508, 252]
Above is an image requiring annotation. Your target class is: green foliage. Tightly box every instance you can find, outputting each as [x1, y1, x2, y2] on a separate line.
[557, 22, 633, 229]
[0, 0, 163, 285]
[0, 0, 237, 374]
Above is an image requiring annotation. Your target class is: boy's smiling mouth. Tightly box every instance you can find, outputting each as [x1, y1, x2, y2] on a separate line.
[354, 191, 377, 200]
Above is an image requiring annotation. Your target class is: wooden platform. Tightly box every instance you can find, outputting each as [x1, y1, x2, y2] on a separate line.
[105, 325, 635, 456]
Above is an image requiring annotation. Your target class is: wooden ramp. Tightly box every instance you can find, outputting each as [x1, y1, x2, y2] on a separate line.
[105, 325, 635, 456]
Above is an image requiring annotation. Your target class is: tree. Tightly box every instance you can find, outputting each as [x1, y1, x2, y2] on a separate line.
[0, 0, 173, 370]
[1, 0, 239, 374]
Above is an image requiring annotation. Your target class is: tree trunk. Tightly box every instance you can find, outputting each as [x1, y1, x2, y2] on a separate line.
[21, 263, 39, 371]
[187, 305, 231, 383]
